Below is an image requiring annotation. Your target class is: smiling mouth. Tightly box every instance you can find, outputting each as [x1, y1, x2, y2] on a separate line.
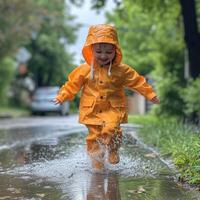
[99, 60, 110, 65]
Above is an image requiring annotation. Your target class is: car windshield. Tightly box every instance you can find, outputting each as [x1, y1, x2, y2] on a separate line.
[33, 87, 60, 100]
[35, 87, 59, 95]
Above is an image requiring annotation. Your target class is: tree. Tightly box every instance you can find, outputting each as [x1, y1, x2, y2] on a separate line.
[109, 1, 184, 74]
[106, 0, 186, 116]
[179, 0, 200, 79]
[0, 0, 46, 105]
[0, 58, 15, 105]
[0, 0, 43, 59]
[0, 0, 78, 104]
[132, 0, 200, 79]
[26, 0, 79, 86]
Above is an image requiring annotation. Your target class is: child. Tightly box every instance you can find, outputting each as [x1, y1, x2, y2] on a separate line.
[53, 24, 160, 170]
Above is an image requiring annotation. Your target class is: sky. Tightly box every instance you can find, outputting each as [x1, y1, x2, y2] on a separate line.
[68, 0, 116, 64]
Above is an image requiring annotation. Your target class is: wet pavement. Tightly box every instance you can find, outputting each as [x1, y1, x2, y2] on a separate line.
[0, 115, 199, 200]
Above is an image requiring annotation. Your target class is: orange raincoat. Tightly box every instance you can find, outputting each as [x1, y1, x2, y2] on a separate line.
[56, 24, 157, 165]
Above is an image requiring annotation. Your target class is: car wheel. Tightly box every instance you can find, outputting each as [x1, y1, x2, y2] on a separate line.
[31, 111, 38, 116]
[60, 102, 69, 116]
[60, 109, 69, 116]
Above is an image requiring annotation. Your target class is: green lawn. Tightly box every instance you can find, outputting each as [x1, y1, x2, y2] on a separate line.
[129, 114, 200, 186]
[0, 106, 30, 117]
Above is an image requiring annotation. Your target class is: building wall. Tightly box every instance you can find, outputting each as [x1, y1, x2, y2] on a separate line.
[127, 93, 151, 115]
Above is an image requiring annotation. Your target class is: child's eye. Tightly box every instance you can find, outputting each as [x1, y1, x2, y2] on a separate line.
[96, 51, 101, 53]
[106, 52, 113, 54]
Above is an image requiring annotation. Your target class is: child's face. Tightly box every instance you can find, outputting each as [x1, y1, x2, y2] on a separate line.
[93, 43, 116, 66]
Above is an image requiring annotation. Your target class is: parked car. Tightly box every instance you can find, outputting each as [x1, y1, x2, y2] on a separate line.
[30, 86, 69, 116]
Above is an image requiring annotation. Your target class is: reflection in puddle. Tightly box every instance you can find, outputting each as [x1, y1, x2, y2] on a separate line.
[87, 173, 120, 200]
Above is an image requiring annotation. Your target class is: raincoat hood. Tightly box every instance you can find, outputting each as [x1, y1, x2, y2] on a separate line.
[82, 24, 122, 67]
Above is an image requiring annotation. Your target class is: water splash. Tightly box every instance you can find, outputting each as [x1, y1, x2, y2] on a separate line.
[0, 131, 197, 200]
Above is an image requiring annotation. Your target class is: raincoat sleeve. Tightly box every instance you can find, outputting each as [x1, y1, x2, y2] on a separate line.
[56, 65, 87, 103]
[123, 65, 156, 101]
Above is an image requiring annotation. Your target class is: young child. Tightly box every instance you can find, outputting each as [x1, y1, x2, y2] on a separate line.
[53, 24, 160, 170]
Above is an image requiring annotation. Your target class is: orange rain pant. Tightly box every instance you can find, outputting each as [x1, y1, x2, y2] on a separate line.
[86, 122, 122, 165]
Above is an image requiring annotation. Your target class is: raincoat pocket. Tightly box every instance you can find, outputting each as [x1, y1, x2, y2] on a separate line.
[109, 99, 127, 122]
[79, 98, 95, 117]
[109, 99, 127, 114]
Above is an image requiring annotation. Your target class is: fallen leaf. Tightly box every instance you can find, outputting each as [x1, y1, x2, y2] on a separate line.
[128, 186, 146, 194]
[36, 193, 45, 197]
[137, 186, 146, 193]
[145, 152, 159, 158]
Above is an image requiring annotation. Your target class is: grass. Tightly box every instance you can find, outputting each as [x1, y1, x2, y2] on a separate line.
[129, 114, 200, 186]
[0, 105, 30, 117]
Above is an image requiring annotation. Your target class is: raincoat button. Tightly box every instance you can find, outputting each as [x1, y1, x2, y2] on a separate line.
[99, 110, 102, 113]
[100, 96, 103, 99]
[100, 81, 103, 84]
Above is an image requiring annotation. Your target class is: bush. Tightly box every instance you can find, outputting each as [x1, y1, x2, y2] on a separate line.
[153, 72, 185, 117]
[0, 58, 15, 105]
[182, 77, 200, 121]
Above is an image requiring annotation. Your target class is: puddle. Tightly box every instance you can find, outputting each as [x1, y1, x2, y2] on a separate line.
[0, 126, 198, 200]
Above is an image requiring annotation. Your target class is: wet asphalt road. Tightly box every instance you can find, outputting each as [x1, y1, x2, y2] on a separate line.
[0, 115, 199, 200]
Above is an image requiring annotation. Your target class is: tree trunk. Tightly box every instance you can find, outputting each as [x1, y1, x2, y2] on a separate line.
[179, 0, 200, 78]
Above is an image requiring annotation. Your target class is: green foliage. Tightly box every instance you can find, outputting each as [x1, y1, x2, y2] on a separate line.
[27, 32, 75, 86]
[0, 58, 15, 105]
[0, 0, 43, 59]
[69, 0, 119, 10]
[26, 0, 78, 86]
[182, 77, 200, 119]
[0, 0, 78, 88]
[152, 72, 185, 116]
[107, 0, 186, 117]
[107, 0, 184, 74]
[197, 0, 200, 32]
[129, 115, 200, 185]
[128, 114, 159, 125]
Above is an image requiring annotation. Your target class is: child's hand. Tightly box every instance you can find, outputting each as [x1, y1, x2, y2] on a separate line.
[52, 98, 61, 105]
[151, 96, 160, 104]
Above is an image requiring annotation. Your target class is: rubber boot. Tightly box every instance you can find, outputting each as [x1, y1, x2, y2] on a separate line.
[108, 150, 119, 164]
[91, 158, 105, 170]
[90, 149, 105, 171]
